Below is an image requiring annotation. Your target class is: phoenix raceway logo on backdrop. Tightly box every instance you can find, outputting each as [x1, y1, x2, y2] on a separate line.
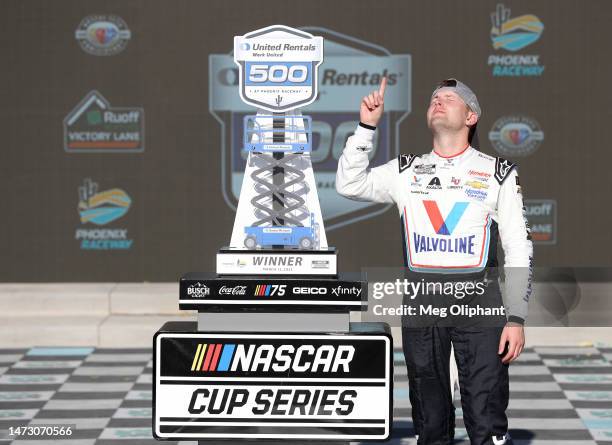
[64, 91, 144, 153]
[489, 115, 544, 157]
[210, 27, 411, 230]
[488, 4, 545, 76]
[75, 15, 131, 56]
[75, 178, 133, 250]
[524, 199, 556, 244]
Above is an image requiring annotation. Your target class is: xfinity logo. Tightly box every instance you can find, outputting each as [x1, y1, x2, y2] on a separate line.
[187, 283, 210, 297]
[191, 343, 355, 373]
[219, 286, 247, 296]
[332, 285, 362, 297]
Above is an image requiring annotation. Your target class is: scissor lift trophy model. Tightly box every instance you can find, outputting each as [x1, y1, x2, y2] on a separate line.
[153, 25, 392, 443]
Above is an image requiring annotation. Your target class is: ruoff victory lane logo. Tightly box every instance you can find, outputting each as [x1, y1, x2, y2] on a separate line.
[75, 178, 133, 250]
[524, 199, 556, 244]
[210, 27, 411, 230]
[489, 115, 544, 157]
[488, 4, 545, 76]
[75, 15, 131, 56]
[64, 91, 144, 153]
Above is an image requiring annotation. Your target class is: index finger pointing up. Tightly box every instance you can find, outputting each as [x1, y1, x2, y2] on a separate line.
[379, 76, 387, 97]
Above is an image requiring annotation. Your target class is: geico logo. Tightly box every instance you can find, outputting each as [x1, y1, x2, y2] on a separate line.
[293, 287, 327, 295]
[231, 344, 354, 373]
[188, 387, 357, 416]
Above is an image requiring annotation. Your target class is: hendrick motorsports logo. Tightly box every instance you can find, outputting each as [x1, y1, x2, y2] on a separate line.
[524, 199, 556, 244]
[489, 115, 544, 157]
[75, 15, 131, 56]
[64, 91, 144, 153]
[210, 27, 411, 230]
[488, 4, 545, 76]
[75, 178, 133, 250]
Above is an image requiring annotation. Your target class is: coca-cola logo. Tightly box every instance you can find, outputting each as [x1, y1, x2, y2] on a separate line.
[219, 285, 247, 296]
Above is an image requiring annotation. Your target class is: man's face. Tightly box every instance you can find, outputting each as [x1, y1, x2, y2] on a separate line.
[427, 89, 474, 133]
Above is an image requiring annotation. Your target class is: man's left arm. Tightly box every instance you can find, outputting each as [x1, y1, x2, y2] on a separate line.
[496, 167, 534, 362]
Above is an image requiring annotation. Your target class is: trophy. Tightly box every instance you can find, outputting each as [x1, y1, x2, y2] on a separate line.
[153, 26, 392, 443]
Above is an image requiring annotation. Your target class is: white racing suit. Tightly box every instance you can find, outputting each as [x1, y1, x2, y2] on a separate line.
[336, 124, 533, 445]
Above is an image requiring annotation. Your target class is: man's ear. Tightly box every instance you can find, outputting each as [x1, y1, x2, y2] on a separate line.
[466, 111, 478, 127]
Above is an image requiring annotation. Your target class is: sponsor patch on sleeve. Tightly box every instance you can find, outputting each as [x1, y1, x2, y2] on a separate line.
[494, 157, 516, 184]
[398, 154, 419, 173]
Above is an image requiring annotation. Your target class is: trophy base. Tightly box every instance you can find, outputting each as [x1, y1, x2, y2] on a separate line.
[216, 247, 337, 276]
[180, 271, 366, 312]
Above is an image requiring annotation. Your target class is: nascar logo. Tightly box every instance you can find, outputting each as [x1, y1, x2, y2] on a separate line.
[191, 343, 355, 373]
[254, 284, 286, 296]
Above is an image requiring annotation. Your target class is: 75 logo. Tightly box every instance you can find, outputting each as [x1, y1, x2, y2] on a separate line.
[254, 284, 286, 296]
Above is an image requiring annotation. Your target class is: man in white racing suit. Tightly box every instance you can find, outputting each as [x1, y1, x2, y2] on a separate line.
[336, 78, 533, 445]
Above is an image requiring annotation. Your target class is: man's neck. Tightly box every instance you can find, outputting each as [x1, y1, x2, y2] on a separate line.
[432, 132, 470, 157]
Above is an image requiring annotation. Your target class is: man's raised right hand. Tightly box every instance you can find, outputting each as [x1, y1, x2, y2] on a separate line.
[360, 76, 387, 127]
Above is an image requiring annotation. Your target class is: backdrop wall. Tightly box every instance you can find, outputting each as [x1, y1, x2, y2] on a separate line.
[2, 0, 609, 281]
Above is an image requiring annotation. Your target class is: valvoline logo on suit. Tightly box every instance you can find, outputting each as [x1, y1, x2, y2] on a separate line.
[412, 201, 476, 255]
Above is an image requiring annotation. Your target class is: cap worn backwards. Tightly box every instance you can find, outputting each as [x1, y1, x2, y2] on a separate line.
[431, 78, 482, 118]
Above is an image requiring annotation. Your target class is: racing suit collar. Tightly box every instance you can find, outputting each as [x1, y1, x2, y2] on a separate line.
[432, 144, 472, 159]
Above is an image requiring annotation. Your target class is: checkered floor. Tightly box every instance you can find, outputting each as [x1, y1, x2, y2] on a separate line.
[1, 347, 612, 444]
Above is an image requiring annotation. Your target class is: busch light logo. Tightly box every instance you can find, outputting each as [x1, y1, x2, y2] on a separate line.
[75, 15, 131, 56]
[489, 115, 544, 157]
[211, 27, 411, 230]
[75, 178, 133, 250]
[488, 4, 545, 76]
[187, 282, 210, 297]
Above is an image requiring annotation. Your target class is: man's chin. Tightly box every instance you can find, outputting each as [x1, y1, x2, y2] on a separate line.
[428, 119, 450, 132]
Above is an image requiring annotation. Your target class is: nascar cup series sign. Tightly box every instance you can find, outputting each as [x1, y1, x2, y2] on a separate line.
[153, 332, 392, 440]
